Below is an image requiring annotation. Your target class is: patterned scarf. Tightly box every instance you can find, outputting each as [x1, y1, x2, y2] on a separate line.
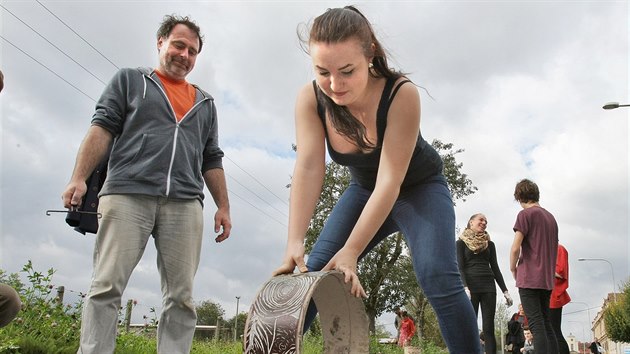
[459, 229, 490, 254]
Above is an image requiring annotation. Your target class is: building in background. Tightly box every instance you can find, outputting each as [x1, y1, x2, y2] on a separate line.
[592, 293, 629, 354]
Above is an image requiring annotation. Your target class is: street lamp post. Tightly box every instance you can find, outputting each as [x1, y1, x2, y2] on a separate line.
[578, 258, 620, 354]
[577, 258, 617, 301]
[234, 296, 240, 342]
[570, 301, 592, 331]
[568, 321, 586, 354]
[602, 102, 630, 110]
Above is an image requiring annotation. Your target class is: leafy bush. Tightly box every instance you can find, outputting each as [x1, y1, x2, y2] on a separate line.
[0, 261, 450, 353]
[367, 337, 448, 354]
[604, 280, 630, 342]
[0, 261, 81, 353]
[191, 339, 242, 354]
[114, 331, 158, 354]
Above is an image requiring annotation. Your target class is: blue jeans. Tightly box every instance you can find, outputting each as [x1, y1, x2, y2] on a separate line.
[305, 175, 480, 353]
[78, 194, 203, 354]
[519, 288, 558, 354]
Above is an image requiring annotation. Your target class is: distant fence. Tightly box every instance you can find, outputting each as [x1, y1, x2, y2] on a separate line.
[119, 299, 231, 340]
[54, 288, 234, 340]
[126, 324, 218, 331]
[126, 323, 229, 338]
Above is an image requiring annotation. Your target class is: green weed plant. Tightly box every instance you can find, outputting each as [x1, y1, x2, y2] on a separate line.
[0, 261, 448, 353]
[0, 260, 81, 353]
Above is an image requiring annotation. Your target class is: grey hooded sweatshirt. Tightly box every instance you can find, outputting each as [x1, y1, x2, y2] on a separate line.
[92, 67, 224, 203]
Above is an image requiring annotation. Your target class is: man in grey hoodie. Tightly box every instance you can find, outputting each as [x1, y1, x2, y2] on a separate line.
[62, 15, 231, 354]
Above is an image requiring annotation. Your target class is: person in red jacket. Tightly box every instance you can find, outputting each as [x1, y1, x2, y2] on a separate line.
[550, 244, 571, 353]
[398, 311, 416, 347]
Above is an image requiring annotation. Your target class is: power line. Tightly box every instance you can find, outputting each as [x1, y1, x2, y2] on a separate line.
[225, 156, 289, 207]
[226, 172, 288, 219]
[35, 0, 119, 70]
[3, 4, 288, 226]
[228, 188, 287, 227]
[1, 35, 97, 102]
[0, 3, 108, 85]
[563, 307, 598, 317]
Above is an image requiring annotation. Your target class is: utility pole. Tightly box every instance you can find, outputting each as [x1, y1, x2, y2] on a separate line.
[234, 296, 241, 342]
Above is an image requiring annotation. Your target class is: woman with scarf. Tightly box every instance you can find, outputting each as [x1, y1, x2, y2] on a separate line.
[457, 213, 513, 354]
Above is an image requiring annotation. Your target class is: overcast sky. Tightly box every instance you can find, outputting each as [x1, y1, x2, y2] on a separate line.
[0, 0, 628, 343]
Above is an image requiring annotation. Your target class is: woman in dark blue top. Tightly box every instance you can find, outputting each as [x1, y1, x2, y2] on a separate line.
[273, 6, 479, 352]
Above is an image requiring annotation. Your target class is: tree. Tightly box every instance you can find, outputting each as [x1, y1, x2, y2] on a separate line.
[604, 280, 630, 342]
[400, 254, 444, 347]
[431, 139, 478, 204]
[407, 291, 444, 348]
[359, 233, 407, 332]
[299, 139, 477, 337]
[195, 300, 226, 340]
[494, 302, 511, 349]
[224, 312, 249, 342]
[303, 159, 351, 252]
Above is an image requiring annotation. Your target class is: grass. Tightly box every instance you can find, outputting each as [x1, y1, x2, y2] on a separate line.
[0, 261, 448, 353]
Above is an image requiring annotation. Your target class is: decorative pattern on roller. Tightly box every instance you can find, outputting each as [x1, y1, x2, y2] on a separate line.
[243, 271, 369, 354]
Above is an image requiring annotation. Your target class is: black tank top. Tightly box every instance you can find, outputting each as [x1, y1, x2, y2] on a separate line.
[314, 77, 443, 190]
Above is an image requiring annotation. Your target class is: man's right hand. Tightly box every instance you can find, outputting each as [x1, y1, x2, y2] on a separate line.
[62, 180, 87, 209]
[61, 125, 113, 210]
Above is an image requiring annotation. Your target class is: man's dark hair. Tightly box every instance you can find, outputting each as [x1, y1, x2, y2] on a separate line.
[514, 179, 540, 203]
[157, 14, 204, 53]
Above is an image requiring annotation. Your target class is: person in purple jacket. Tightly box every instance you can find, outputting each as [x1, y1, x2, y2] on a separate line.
[510, 178, 559, 353]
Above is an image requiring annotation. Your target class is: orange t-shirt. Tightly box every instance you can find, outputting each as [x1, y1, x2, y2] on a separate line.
[155, 70, 196, 122]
